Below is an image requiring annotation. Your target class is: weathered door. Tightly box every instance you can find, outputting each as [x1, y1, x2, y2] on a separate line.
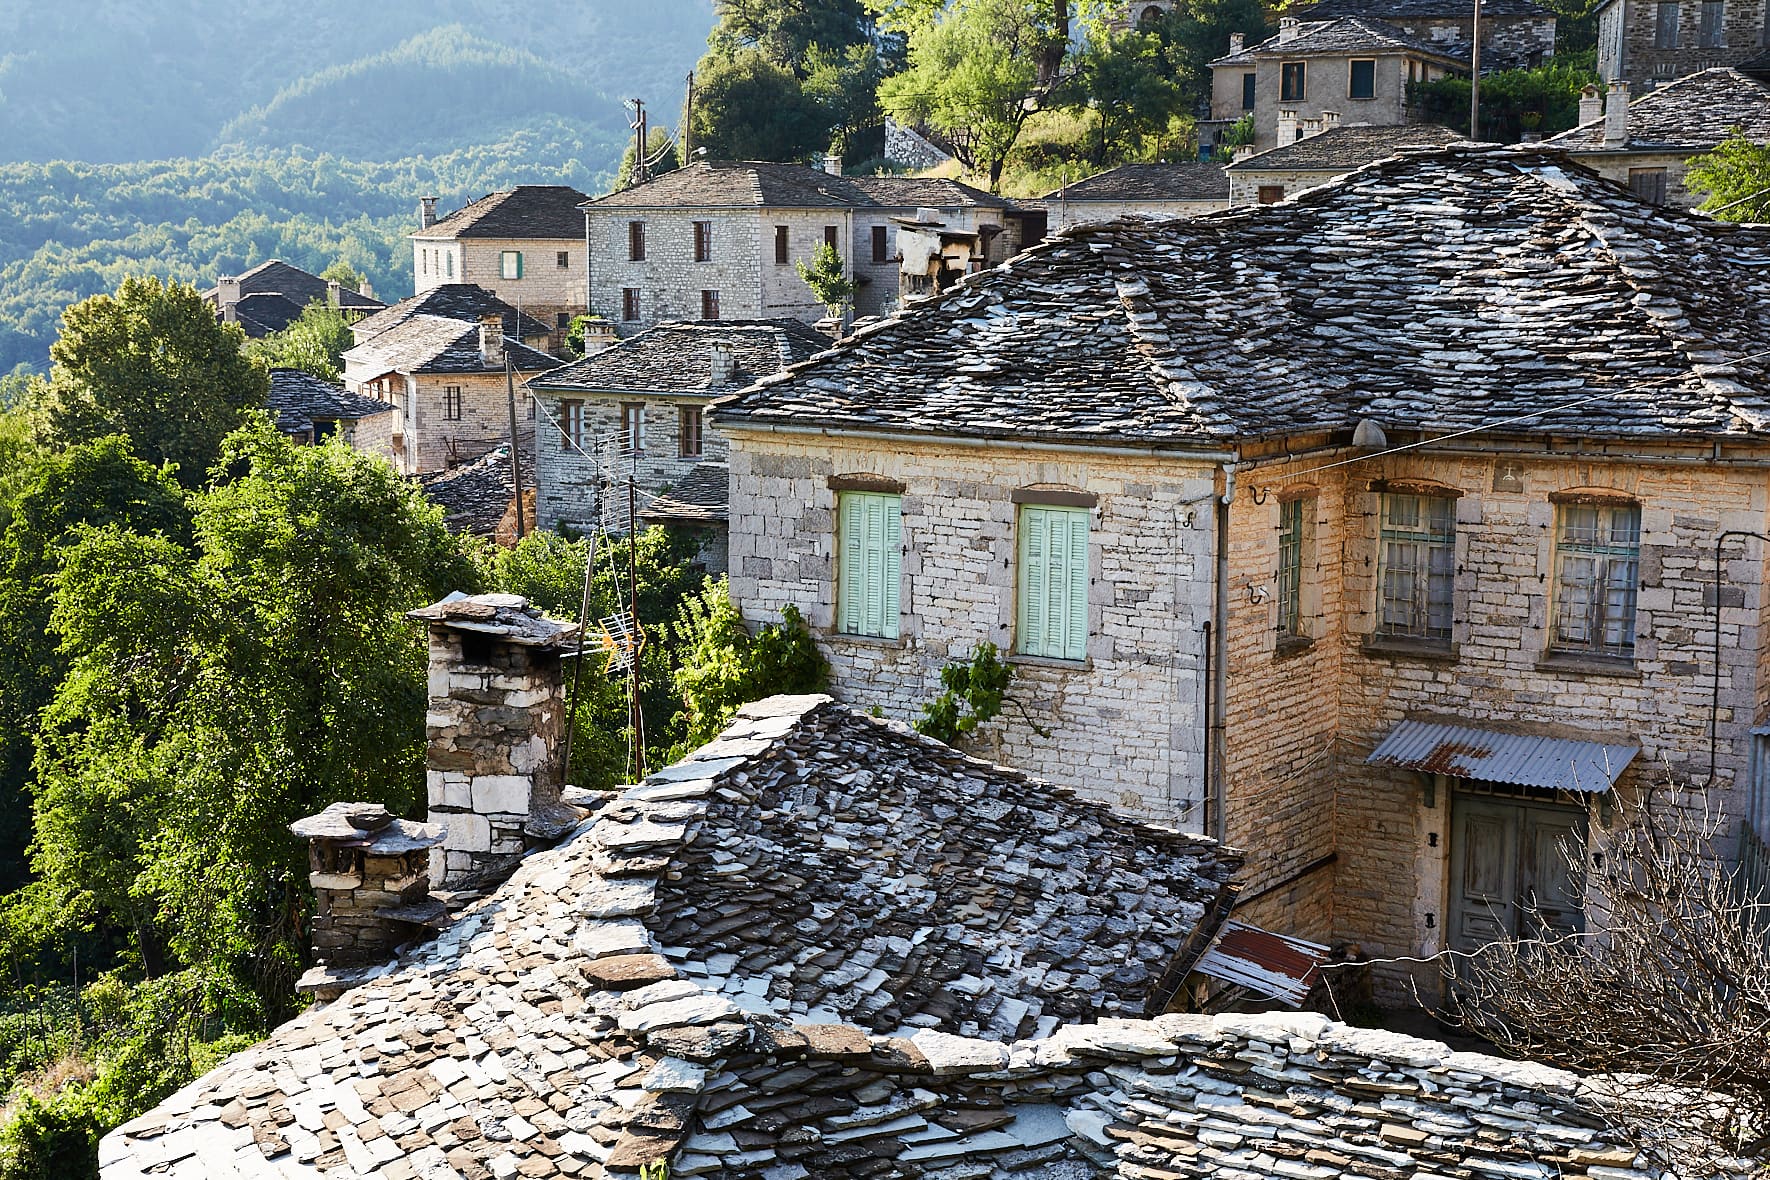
[1448, 793, 1586, 956]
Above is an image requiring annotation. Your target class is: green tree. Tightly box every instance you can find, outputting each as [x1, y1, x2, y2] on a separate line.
[317, 259, 367, 291]
[1065, 24, 1187, 163]
[672, 579, 828, 746]
[879, 0, 1065, 189]
[242, 300, 357, 382]
[40, 278, 269, 487]
[711, 0, 873, 62]
[1687, 134, 1770, 220]
[690, 49, 831, 161]
[31, 422, 475, 1011]
[796, 242, 857, 316]
[1155, 0, 1269, 115]
[1410, 53, 1599, 141]
[0, 440, 189, 896]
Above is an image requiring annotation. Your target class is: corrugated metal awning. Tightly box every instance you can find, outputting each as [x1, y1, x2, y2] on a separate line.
[1194, 921, 1330, 1007]
[1366, 719, 1639, 793]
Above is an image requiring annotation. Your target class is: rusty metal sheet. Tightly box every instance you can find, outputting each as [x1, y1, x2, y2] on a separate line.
[1366, 719, 1638, 793]
[1194, 921, 1330, 1007]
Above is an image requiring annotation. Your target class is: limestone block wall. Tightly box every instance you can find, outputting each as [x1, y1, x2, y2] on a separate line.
[406, 371, 540, 477]
[1608, 0, 1769, 84]
[458, 236, 587, 340]
[760, 209, 855, 320]
[1382, 14, 1556, 68]
[1228, 167, 1342, 205]
[1045, 198, 1228, 230]
[590, 209, 781, 333]
[1567, 149, 1703, 208]
[423, 628, 565, 883]
[531, 390, 726, 532]
[725, 429, 1220, 830]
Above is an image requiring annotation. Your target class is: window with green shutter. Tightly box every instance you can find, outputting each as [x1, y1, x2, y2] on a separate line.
[837, 492, 901, 639]
[1017, 504, 1089, 661]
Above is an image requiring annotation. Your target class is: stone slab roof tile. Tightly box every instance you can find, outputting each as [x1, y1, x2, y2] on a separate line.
[101, 698, 1671, 1180]
[530, 320, 831, 396]
[715, 146, 1770, 448]
[1227, 123, 1467, 171]
[1211, 16, 1466, 64]
[417, 440, 531, 537]
[417, 184, 592, 240]
[350, 284, 552, 344]
[1040, 162, 1231, 202]
[203, 259, 383, 312]
[639, 462, 729, 525]
[266, 368, 393, 435]
[1540, 68, 1770, 151]
[343, 314, 559, 378]
[583, 162, 1015, 211]
[1299, 0, 1552, 19]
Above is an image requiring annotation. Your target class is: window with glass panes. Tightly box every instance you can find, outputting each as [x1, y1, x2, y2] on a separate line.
[678, 407, 703, 458]
[443, 385, 463, 421]
[1378, 493, 1455, 641]
[559, 400, 584, 451]
[1017, 504, 1089, 661]
[1277, 498, 1307, 637]
[837, 492, 901, 638]
[1552, 502, 1640, 657]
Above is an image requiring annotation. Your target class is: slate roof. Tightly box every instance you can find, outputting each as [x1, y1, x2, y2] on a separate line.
[640, 463, 730, 525]
[531, 320, 831, 397]
[351, 285, 552, 345]
[101, 696, 1666, 1180]
[1540, 68, 1770, 151]
[1041, 163, 1230, 203]
[229, 293, 308, 338]
[266, 369, 393, 436]
[418, 442, 530, 537]
[1298, 0, 1552, 19]
[416, 185, 592, 241]
[343, 315, 560, 378]
[1227, 123, 1467, 172]
[1211, 16, 1465, 64]
[584, 162, 1014, 211]
[204, 259, 384, 313]
[715, 146, 1770, 448]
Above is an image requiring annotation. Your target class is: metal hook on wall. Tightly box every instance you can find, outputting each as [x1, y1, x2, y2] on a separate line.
[1250, 485, 1269, 505]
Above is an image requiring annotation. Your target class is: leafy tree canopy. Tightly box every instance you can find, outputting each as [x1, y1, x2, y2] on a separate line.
[1410, 52, 1599, 142]
[40, 278, 269, 486]
[690, 49, 834, 162]
[710, 0, 874, 67]
[616, 129, 684, 191]
[797, 242, 857, 315]
[242, 300, 358, 383]
[1687, 134, 1770, 220]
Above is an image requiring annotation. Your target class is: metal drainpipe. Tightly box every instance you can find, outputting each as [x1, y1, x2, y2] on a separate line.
[1210, 463, 1237, 844]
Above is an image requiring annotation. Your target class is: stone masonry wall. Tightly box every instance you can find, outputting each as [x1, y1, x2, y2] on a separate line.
[1567, 148, 1703, 209]
[1608, 0, 1769, 85]
[406, 370, 539, 477]
[424, 628, 565, 883]
[1382, 14, 1556, 68]
[532, 389, 726, 532]
[458, 236, 587, 346]
[1228, 167, 1344, 206]
[1046, 198, 1228, 230]
[726, 430, 1220, 830]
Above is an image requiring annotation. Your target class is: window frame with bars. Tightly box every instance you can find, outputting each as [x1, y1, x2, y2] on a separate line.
[1550, 501, 1641, 660]
[836, 491, 902, 639]
[678, 406, 703, 458]
[1276, 496, 1313, 641]
[1376, 492, 1456, 644]
[1016, 503, 1090, 662]
[442, 385, 464, 422]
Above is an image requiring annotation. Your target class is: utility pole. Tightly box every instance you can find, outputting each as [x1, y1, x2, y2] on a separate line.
[630, 99, 650, 186]
[626, 474, 647, 779]
[1469, 0, 1483, 140]
[682, 71, 696, 163]
[503, 350, 527, 540]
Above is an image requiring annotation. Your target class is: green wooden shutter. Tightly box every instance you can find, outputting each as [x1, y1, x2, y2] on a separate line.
[838, 492, 900, 638]
[1018, 505, 1088, 660]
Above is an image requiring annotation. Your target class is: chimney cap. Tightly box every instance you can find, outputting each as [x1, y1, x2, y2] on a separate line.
[407, 591, 580, 648]
[290, 801, 446, 852]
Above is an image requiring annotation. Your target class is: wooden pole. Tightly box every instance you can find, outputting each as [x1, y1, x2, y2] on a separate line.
[627, 475, 647, 778]
[505, 350, 526, 540]
[1469, 0, 1483, 140]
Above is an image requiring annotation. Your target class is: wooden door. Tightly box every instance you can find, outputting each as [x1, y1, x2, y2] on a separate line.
[1448, 794, 1586, 956]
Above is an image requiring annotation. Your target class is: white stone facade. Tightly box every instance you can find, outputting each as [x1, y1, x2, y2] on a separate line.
[531, 390, 726, 533]
[413, 235, 587, 348]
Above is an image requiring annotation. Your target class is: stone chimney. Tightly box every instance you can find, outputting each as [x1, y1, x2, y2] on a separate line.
[1278, 16, 1299, 41]
[1578, 84, 1602, 127]
[1229, 31, 1245, 53]
[1233, 144, 1258, 163]
[407, 593, 580, 886]
[1320, 110, 1340, 133]
[1277, 109, 1300, 144]
[823, 152, 843, 176]
[217, 275, 241, 323]
[420, 195, 439, 229]
[580, 318, 620, 355]
[326, 279, 342, 308]
[360, 279, 375, 301]
[709, 341, 737, 384]
[479, 313, 505, 369]
[291, 802, 446, 997]
[1603, 80, 1630, 148]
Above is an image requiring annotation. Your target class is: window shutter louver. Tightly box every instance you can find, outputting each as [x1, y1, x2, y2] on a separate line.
[1018, 505, 1089, 660]
[837, 492, 900, 639]
[1064, 510, 1088, 660]
[1019, 510, 1046, 655]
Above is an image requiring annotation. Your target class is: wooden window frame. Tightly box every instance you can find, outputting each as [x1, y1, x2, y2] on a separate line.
[1348, 58, 1376, 99]
[837, 491, 902, 639]
[500, 250, 523, 280]
[622, 288, 641, 322]
[871, 224, 889, 264]
[1242, 71, 1257, 109]
[1655, 1, 1680, 48]
[556, 250, 570, 269]
[1377, 492, 1455, 644]
[1277, 497, 1311, 638]
[694, 220, 713, 263]
[442, 385, 463, 421]
[1701, 0, 1726, 46]
[1281, 61, 1307, 102]
[1016, 503, 1090, 662]
[621, 402, 646, 454]
[775, 225, 790, 265]
[559, 399, 584, 452]
[678, 406, 704, 459]
[1550, 502, 1641, 659]
[824, 225, 840, 251]
[700, 289, 720, 321]
[628, 220, 646, 261]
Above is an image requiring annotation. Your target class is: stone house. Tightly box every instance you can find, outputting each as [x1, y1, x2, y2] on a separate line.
[1540, 68, 1770, 206]
[340, 313, 556, 476]
[203, 258, 382, 338]
[524, 319, 828, 567]
[1039, 163, 1231, 229]
[105, 684, 1673, 1179]
[1205, 17, 1465, 153]
[1597, 0, 1770, 85]
[348, 283, 554, 354]
[264, 367, 395, 455]
[1293, 0, 1556, 69]
[579, 161, 1035, 332]
[1225, 121, 1464, 203]
[410, 185, 592, 349]
[714, 144, 1770, 1002]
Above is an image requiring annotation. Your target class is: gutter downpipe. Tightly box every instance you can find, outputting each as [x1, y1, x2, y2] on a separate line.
[1210, 462, 1236, 845]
